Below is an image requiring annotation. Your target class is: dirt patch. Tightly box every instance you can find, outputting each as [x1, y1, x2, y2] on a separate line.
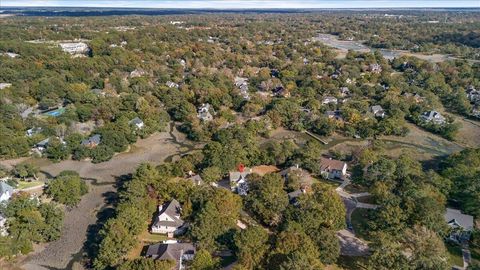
[251, 165, 279, 176]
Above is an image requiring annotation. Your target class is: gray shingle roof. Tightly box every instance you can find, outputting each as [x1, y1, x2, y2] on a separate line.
[0, 182, 14, 195]
[153, 199, 184, 228]
[146, 242, 195, 265]
[81, 134, 101, 146]
[129, 117, 144, 125]
[445, 208, 474, 231]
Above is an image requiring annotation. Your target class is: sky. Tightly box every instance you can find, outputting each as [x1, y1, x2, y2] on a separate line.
[1, 0, 479, 9]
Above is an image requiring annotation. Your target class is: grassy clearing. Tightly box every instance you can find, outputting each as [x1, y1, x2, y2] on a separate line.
[17, 180, 44, 190]
[446, 242, 464, 267]
[344, 184, 368, 193]
[140, 232, 168, 243]
[351, 208, 371, 241]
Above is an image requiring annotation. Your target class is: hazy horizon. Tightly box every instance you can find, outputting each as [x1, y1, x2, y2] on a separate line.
[2, 0, 479, 9]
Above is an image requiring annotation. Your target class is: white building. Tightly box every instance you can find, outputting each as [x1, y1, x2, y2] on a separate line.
[0, 182, 14, 202]
[129, 117, 145, 130]
[421, 110, 446, 125]
[371, 105, 386, 118]
[197, 103, 214, 122]
[322, 96, 338, 105]
[230, 166, 252, 196]
[319, 157, 347, 179]
[59, 42, 90, 55]
[151, 199, 186, 237]
[0, 83, 12, 90]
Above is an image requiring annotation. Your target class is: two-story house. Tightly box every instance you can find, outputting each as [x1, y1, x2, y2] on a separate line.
[151, 199, 186, 237]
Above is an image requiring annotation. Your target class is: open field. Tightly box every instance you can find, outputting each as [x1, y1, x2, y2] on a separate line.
[16, 180, 44, 190]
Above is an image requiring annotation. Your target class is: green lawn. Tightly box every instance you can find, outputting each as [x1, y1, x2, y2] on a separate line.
[344, 184, 368, 193]
[17, 180, 44, 190]
[350, 208, 371, 241]
[446, 243, 464, 267]
[141, 232, 168, 243]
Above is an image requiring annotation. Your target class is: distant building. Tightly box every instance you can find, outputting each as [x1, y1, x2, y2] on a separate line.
[421, 110, 446, 125]
[186, 173, 203, 186]
[129, 117, 145, 130]
[322, 96, 338, 105]
[81, 134, 101, 148]
[0, 83, 12, 90]
[339, 87, 350, 97]
[197, 103, 214, 122]
[319, 157, 347, 179]
[280, 165, 313, 186]
[230, 165, 252, 196]
[1, 52, 20, 58]
[325, 110, 344, 122]
[59, 42, 90, 55]
[130, 68, 147, 78]
[445, 208, 474, 243]
[371, 105, 386, 118]
[166, 81, 179, 88]
[34, 138, 51, 152]
[145, 242, 195, 270]
[151, 199, 186, 237]
[272, 86, 289, 98]
[26, 127, 42, 137]
[234, 77, 250, 100]
[369, 63, 382, 74]
[0, 182, 14, 202]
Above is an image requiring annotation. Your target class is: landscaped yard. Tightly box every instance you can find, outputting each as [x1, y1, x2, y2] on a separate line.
[350, 208, 372, 241]
[17, 180, 44, 190]
[446, 242, 464, 267]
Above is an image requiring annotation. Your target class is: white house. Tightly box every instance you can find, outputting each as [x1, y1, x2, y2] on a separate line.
[0, 83, 12, 90]
[151, 199, 186, 237]
[59, 42, 90, 55]
[230, 166, 252, 196]
[319, 157, 347, 179]
[197, 103, 214, 122]
[421, 110, 446, 125]
[0, 182, 14, 202]
[166, 81, 179, 88]
[371, 105, 386, 118]
[444, 208, 474, 243]
[129, 117, 145, 130]
[322, 96, 338, 105]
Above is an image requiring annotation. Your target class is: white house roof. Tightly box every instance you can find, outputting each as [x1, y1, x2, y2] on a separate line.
[0, 182, 14, 196]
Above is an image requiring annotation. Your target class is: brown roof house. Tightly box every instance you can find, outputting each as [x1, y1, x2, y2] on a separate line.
[145, 241, 196, 270]
[319, 157, 348, 180]
[151, 199, 186, 237]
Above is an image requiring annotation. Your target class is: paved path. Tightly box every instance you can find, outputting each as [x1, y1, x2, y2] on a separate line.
[337, 229, 370, 256]
[462, 247, 471, 269]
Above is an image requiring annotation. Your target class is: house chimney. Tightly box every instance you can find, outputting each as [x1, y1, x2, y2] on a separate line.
[158, 205, 163, 212]
[238, 164, 245, 173]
